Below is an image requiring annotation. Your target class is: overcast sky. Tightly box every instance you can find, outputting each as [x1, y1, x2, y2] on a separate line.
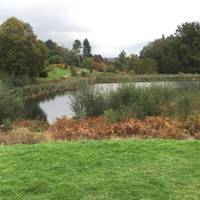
[0, 0, 200, 57]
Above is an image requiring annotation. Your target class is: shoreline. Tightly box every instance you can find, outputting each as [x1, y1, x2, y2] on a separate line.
[22, 73, 200, 100]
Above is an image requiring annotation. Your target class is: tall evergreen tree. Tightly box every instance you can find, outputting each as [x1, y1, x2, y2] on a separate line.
[118, 50, 127, 65]
[72, 39, 82, 54]
[83, 38, 91, 57]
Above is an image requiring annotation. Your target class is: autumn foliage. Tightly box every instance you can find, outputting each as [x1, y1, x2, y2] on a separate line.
[48, 116, 200, 141]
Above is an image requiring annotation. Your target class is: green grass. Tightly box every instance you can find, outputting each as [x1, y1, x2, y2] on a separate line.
[1, 140, 200, 200]
[37, 67, 70, 81]
[37, 67, 91, 81]
[46, 67, 70, 80]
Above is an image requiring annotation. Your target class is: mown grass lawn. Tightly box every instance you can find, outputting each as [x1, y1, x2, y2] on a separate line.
[0, 140, 200, 200]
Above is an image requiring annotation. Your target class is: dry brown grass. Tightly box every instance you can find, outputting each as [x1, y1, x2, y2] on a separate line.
[2, 115, 200, 145]
[48, 116, 200, 141]
[0, 128, 46, 145]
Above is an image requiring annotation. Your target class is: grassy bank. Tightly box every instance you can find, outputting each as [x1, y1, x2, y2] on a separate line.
[38, 70, 200, 84]
[0, 140, 200, 200]
[93, 72, 200, 83]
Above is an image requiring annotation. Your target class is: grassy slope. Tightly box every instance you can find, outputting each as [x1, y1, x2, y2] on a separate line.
[37, 67, 90, 81]
[0, 140, 200, 200]
[37, 67, 70, 81]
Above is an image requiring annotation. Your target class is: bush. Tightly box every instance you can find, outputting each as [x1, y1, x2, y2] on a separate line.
[39, 70, 48, 78]
[104, 65, 117, 73]
[71, 81, 200, 121]
[80, 70, 88, 77]
[70, 67, 78, 77]
[0, 81, 24, 122]
[71, 81, 107, 118]
[134, 58, 158, 74]
[107, 85, 161, 120]
[83, 58, 93, 70]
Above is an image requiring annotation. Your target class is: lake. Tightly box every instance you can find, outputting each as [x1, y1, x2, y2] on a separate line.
[26, 81, 200, 124]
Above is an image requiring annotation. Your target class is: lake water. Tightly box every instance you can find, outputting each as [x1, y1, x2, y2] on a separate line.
[26, 81, 200, 124]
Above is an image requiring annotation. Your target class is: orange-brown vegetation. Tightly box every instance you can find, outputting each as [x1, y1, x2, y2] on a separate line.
[48, 116, 200, 141]
[1, 116, 200, 145]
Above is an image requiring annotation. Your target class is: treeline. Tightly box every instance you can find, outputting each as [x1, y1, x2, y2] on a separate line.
[1, 17, 200, 78]
[0, 17, 103, 79]
[45, 38, 106, 73]
[140, 22, 200, 74]
[107, 22, 200, 74]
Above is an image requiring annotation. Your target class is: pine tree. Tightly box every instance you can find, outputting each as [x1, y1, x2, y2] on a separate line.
[83, 38, 91, 57]
[72, 39, 82, 54]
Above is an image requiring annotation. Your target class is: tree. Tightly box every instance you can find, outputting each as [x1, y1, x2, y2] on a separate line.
[175, 22, 200, 73]
[72, 39, 82, 54]
[45, 39, 57, 50]
[83, 58, 93, 71]
[116, 50, 128, 71]
[134, 58, 158, 74]
[140, 22, 200, 74]
[45, 39, 66, 64]
[118, 50, 127, 64]
[83, 38, 92, 57]
[64, 49, 81, 67]
[0, 17, 47, 77]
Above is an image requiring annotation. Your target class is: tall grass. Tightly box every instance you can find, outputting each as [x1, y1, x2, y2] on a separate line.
[22, 79, 86, 100]
[71, 81, 200, 121]
[94, 73, 200, 84]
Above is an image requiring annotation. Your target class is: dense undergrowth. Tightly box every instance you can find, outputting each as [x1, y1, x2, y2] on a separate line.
[49, 115, 200, 141]
[1, 112, 200, 145]
[71, 82, 200, 121]
[2, 74, 200, 144]
[0, 80, 24, 124]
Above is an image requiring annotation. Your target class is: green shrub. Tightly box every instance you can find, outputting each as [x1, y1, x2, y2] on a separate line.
[104, 108, 130, 123]
[0, 81, 24, 122]
[80, 71, 88, 77]
[104, 65, 117, 73]
[71, 81, 107, 118]
[70, 67, 78, 77]
[71, 81, 200, 121]
[39, 70, 48, 78]
[108, 85, 161, 120]
[83, 58, 93, 70]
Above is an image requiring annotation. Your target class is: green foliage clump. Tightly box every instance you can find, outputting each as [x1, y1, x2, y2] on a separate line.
[39, 71, 48, 78]
[140, 22, 200, 74]
[71, 81, 107, 118]
[80, 70, 89, 77]
[72, 40, 82, 54]
[70, 67, 78, 77]
[83, 38, 92, 57]
[107, 85, 161, 120]
[0, 81, 24, 122]
[0, 17, 47, 77]
[133, 58, 158, 74]
[71, 81, 200, 121]
[83, 58, 94, 70]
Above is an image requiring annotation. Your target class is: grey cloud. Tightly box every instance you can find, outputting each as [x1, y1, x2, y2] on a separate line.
[0, 3, 89, 46]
